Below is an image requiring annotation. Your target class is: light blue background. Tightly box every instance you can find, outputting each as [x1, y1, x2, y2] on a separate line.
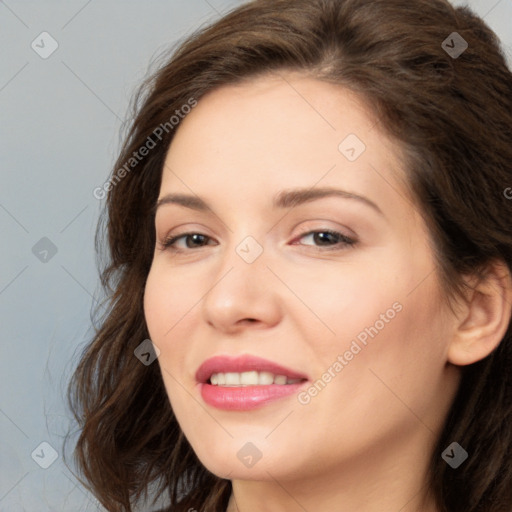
[1, 0, 511, 510]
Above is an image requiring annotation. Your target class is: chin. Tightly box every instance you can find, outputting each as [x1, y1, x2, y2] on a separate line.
[188, 437, 293, 480]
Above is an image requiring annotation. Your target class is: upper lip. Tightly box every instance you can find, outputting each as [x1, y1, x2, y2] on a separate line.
[196, 354, 309, 383]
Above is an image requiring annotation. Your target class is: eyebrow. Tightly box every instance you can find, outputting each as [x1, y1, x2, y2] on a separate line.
[155, 187, 384, 216]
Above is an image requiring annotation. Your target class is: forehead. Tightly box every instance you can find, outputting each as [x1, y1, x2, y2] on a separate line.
[160, 73, 411, 216]
[167, 72, 378, 160]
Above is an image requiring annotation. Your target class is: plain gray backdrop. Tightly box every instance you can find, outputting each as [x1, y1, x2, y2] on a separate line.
[1, 0, 511, 510]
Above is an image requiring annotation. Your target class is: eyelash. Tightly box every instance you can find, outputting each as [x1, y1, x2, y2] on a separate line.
[160, 229, 356, 253]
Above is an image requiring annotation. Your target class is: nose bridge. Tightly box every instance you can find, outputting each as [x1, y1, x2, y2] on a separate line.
[211, 233, 268, 299]
[201, 231, 278, 328]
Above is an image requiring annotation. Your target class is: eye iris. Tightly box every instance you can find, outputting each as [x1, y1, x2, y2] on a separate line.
[314, 232, 338, 245]
[187, 234, 207, 247]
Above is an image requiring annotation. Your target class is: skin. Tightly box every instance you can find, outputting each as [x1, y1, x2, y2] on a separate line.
[143, 73, 511, 512]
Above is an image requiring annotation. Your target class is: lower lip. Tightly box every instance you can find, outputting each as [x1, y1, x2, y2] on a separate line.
[200, 382, 307, 411]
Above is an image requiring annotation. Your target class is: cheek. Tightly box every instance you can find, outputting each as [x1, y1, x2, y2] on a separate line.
[321, 278, 449, 430]
[288, 259, 405, 362]
[143, 264, 210, 409]
[143, 269, 167, 341]
[301, 250, 449, 410]
[143, 263, 198, 342]
[143, 267, 190, 380]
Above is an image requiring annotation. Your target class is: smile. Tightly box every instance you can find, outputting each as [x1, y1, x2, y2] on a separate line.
[209, 371, 303, 386]
[196, 355, 309, 410]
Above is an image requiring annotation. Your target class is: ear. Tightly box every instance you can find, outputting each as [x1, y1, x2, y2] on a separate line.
[448, 260, 512, 366]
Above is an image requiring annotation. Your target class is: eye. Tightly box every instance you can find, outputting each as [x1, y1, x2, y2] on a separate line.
[160, 229, 356, 253]
[161, 232, 214, 251]
[292, 229, 356, 251]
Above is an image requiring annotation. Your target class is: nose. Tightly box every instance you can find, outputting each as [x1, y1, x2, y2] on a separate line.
[201, 240, 282, 334]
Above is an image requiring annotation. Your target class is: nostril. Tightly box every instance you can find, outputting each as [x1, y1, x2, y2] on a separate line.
[241, 318, 257, 324]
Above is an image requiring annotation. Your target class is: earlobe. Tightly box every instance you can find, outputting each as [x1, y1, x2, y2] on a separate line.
[447, 260, 512, 366]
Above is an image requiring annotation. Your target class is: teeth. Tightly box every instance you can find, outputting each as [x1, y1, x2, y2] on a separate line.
[225, 372, 240, 386]
[209, 371, 302, 386]
[259, 371, 274, 385]
[240, 371, 258, 385]
[274, 375, 287, 385]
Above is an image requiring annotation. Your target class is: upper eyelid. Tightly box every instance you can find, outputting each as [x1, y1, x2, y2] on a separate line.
[160, 224, 353, 239]
[156, 216, 358, 236]
[161, 227, 356, 249]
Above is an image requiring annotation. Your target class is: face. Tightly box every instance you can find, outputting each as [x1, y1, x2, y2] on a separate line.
[143, 73, 460, 484]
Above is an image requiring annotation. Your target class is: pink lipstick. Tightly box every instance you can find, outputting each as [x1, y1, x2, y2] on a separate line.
[196, 354, 308, 411]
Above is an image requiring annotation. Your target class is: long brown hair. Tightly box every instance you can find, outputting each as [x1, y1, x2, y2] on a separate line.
[66, 0, 512, 510]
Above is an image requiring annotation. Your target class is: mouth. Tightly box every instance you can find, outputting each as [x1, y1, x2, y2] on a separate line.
[208, 371, 304, 386]
[196, 354, 309, 410]
[196, 354, 309, 385]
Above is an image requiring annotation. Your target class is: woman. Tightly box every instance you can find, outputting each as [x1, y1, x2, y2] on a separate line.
[67, 0, 512, 511]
